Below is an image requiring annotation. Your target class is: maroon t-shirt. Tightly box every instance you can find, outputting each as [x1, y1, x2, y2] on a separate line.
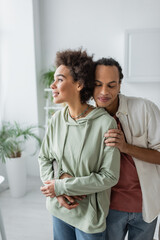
[110, 117, 142, 212]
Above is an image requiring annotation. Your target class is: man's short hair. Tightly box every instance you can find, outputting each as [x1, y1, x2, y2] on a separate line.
[95, 58, 123, 83]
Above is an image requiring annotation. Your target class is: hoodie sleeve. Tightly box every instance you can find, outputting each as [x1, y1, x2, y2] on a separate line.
[54, 145, 120, 196]
[38, 119, 54, 182]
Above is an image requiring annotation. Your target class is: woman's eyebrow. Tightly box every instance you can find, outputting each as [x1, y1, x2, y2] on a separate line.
[55, 74, 67, 78]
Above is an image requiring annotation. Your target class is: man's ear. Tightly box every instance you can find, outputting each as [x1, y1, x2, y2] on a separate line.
[77, 80, 84, 91]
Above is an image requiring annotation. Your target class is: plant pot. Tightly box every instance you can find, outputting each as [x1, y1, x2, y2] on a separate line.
[6, 154, 27, 198]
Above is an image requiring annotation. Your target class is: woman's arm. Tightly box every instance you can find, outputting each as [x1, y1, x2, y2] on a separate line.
[38, 120, 55, 182]
[40, 146, 120, 197]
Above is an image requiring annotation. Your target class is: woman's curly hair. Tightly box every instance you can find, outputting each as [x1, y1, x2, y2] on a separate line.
[55, 48, 94, 103]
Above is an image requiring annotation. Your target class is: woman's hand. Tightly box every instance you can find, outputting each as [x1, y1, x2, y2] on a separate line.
[56, 195, 79, 210]
[60, 173, 73, 179]
[57, 172, 86, 209]
[40, 180, 56, 198]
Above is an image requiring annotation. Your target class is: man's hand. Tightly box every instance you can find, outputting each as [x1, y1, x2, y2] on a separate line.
[105, 128, 160, 164]
[40, 180, 56, 198]
[104, 128, 128, 153]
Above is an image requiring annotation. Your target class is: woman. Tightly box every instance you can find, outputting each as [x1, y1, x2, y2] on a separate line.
[38, 49, 120, 240]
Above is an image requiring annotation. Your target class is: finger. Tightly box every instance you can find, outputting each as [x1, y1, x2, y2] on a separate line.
[62, 202, 79, 210]
[40, 186, 47, 191]
[44, 191, 56, 197]
[67, 203, 79, 209]
[105, 137, 120, 144]
[105, 133, 121, 139]
[64, 195, 77, 204]
[106, 142, 117, 147]
[57, 197, 79, 209]
[41, 189, 50, 195]
[41, 184, 51, 189]
[62, 200, 79, 209]
[104, 129, 121, 137]
[44, 180, 51, 184]
[41, 186, 49, 192]
[43, 192, 52, 197]
[73, 196, 86, 201]
[41, 187, 52, 195]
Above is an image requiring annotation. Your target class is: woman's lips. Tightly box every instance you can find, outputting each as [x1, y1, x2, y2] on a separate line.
[52, 92, 59, 97]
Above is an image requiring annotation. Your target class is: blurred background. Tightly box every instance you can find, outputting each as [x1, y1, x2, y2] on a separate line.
[0, 0, 160, 239]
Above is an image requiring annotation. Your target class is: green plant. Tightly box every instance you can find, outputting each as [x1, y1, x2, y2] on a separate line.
[42, 66, 56, 89]
[41, 66, 56, 101]
[0, 122, 43, 163]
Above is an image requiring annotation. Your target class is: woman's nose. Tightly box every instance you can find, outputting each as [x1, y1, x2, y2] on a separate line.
[50, 81, 56, 89]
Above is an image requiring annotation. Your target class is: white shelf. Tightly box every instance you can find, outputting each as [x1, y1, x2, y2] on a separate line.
[44, 106, 62, 110]
[0, 176, 4, 184]
[44, 88, 52, 92]
[44, 89, 62, 127]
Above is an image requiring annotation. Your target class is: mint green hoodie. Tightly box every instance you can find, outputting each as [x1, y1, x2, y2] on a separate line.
[38, 106, 120, 233]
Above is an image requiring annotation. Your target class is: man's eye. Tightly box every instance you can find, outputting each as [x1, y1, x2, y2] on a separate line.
[58, 79, 63, 82]
[95, 83, 101, 86]
[108, 85, 116, 88]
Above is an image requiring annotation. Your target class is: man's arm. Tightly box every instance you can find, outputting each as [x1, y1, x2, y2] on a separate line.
[104, 128, 160, 165]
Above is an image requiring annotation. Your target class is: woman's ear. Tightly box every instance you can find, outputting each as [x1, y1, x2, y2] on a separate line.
[77, 80, 84, 91]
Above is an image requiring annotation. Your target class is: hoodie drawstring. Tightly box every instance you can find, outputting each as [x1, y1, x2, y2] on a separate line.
[75, 120, 91, 173]
[57, 124, 69, 177]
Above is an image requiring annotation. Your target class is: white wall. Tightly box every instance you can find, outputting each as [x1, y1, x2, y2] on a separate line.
[32, 0, 46, 129]
[37, 0, 160, 108]
[1, 0, 160, 178]
[0, 0, 40, 177]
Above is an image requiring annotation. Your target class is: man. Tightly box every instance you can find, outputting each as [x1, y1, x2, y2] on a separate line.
[93, 57, 160, 240]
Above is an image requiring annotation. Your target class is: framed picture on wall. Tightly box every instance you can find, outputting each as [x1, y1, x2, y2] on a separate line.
[124, 29, 160, 83]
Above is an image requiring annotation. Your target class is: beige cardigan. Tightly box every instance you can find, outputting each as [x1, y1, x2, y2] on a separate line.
[116, 94, 160, 223]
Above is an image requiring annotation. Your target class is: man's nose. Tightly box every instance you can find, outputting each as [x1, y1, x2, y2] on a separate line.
[101, 86, 109, 94]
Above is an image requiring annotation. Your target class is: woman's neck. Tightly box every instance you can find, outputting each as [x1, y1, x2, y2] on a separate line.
[68, 102, 89, 120]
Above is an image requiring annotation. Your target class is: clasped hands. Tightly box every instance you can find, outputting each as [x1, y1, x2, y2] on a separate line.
[40, 173, 86, 210]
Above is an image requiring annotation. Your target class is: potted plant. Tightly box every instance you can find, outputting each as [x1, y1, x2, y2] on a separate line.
[0, 121, 42, 197]
[42, 66, 56, 100]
